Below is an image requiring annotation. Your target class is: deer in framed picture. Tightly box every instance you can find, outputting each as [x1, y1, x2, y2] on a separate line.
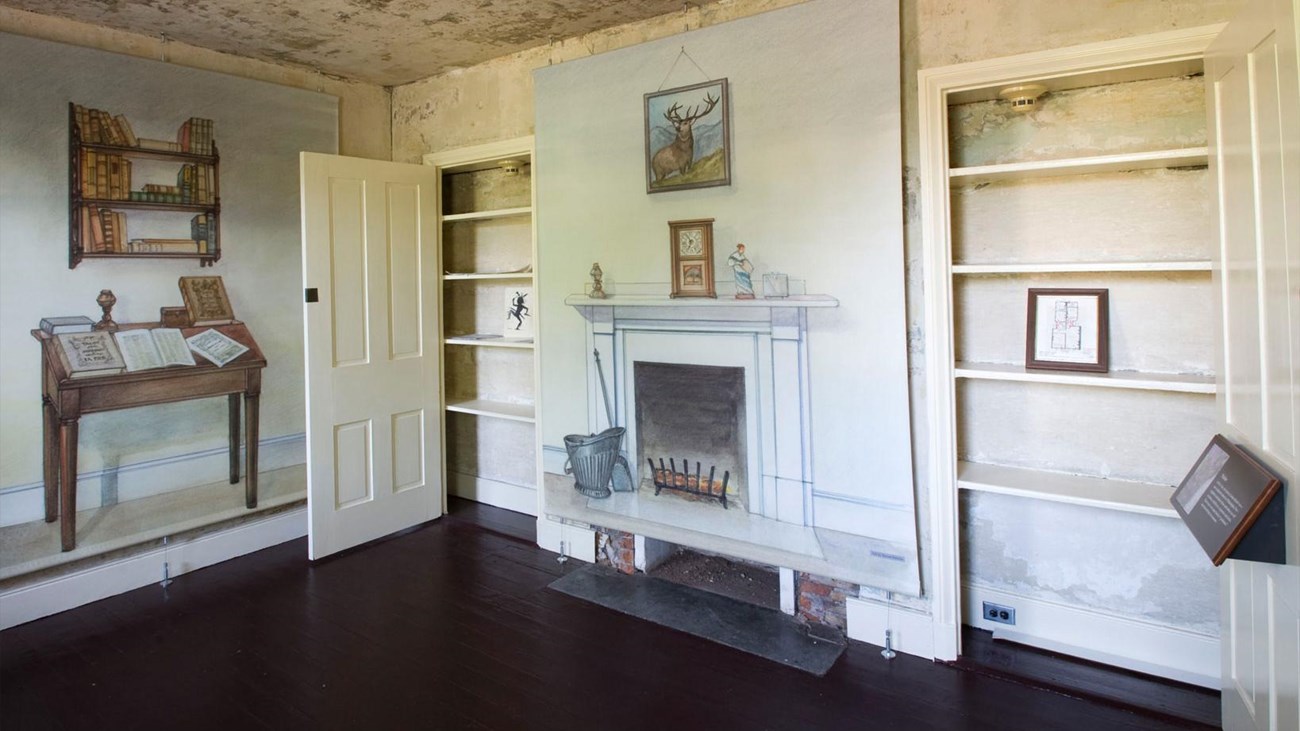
[644, 79, 731, 193]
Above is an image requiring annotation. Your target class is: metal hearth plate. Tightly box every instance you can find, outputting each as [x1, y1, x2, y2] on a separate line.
[548, 563, 846, 676]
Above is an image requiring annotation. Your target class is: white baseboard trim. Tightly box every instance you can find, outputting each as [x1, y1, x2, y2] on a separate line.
[0, 507, 306, 630]
[536, 515, 596, 563]
[846, 595, 936, 659]
[0, 433, 306, 527]
[448, 471, 537, 516]
[963, 584, 1219, 688]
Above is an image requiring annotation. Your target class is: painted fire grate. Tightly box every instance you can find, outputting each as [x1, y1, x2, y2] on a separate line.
[648, 457, 729, 509]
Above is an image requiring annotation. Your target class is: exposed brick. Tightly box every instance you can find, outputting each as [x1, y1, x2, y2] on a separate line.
[795, 571, 856, 632]
[595, 527, 637, 575]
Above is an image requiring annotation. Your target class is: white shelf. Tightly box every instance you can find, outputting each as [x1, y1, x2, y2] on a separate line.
[443, 336, 534, 349]
[954, 362, 1215, 393]
[949, 147, 1208, 185]
[957, 461, 1177, 518]
[951, 260, 1212, 274]
[445, 398, 535, 423]
[564, 294, 839, 308]
[441, 206, 531, 222]
[443, 272, 534, 281]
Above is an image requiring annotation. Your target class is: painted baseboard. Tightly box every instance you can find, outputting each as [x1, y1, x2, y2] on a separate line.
[542, 445, 568, 475]
[963, 584, 1219, 688]
[448, 470, 537, 516]
[0, 506, 306, 630]
[846, 595, 937, 660]
[0, 433, 306, 527]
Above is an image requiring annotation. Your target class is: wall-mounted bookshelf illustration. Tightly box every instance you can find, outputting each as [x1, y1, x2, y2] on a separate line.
[68, 103, 221, 269]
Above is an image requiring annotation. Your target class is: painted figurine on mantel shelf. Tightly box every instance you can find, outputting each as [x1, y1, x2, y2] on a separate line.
[589, 262, 607, 299]
[728, 243, 755, 299]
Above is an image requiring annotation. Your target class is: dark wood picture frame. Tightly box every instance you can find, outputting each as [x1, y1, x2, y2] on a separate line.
[644, 79, 731, 194]
[1025, 288, 1109, 373]
[668, 218, 716, 298]
[1171, 434, 1284, 566]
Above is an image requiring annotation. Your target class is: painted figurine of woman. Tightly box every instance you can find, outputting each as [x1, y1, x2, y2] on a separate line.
[728, 243, 755, 299]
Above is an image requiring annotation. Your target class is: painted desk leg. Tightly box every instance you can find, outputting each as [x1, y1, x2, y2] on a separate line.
[228, 393, 240, 485]
[59, 418, 79, 552]
[42, 397, 58, 523]
[244, 392, 259, 509]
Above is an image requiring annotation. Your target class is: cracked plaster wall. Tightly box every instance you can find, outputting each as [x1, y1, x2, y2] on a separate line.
[391, 0, 1245, 626]
[0, 5, 391, 160]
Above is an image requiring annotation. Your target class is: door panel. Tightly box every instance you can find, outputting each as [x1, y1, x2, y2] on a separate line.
[302, 153, 442, 559]
[1208, 2, 1300, 729]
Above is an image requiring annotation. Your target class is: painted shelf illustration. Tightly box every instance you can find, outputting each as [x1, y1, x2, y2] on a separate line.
[67, 102, 220, 268]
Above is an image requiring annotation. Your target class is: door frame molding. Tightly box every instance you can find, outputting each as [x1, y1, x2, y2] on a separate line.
[917, 25, 1226, 661]
[422, 136, 539, 520]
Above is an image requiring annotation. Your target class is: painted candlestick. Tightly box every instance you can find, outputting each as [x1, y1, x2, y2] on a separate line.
[93, 289, 119, 332]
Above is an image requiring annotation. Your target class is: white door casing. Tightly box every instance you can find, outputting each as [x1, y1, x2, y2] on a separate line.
[1207, 1, 1300, 728]
[301, 152, 442, 560]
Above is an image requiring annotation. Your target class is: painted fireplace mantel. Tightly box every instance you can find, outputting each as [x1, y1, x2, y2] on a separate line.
[553, 291, 922, 596]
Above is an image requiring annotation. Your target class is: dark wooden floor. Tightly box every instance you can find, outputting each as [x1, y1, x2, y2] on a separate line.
[1, 500, 1213, 730]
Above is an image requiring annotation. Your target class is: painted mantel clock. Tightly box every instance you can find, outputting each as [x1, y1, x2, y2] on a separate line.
[668, 218, 716, 298]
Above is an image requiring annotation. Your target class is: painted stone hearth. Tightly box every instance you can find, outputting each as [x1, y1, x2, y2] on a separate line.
[546, 295, 921, 596]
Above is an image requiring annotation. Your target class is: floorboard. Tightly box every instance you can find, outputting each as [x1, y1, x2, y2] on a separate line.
[0, 498, 1215, 730]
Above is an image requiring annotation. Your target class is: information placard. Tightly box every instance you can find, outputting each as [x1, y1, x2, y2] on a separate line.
[1171, 434, 1283, 566]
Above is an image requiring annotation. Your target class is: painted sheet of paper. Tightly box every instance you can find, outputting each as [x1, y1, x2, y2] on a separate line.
[187, 328, 249, 367]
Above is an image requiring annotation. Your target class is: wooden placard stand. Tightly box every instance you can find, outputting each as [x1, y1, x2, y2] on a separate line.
[1171, 434, 1286, 566]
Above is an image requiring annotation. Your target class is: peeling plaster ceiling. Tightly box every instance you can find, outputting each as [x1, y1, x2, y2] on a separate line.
[2, 0, 690, 86]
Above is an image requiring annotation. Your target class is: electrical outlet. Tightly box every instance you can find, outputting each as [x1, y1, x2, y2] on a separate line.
[982, 601, 1016, 625]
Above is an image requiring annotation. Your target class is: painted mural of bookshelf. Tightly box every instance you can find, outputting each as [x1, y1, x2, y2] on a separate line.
[67, 103, 220, 268]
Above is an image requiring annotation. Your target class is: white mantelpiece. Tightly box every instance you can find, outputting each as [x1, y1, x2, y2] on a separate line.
[566, 293, 837, 526]
[554, 291, 921, 596]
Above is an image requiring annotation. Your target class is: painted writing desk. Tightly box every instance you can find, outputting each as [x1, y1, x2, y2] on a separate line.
[31, 322, 266, 551]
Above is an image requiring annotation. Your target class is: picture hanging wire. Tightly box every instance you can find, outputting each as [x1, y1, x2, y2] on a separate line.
[657, 46, 714, 91]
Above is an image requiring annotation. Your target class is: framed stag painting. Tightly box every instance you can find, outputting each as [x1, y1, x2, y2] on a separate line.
[644, 79, 731, 194]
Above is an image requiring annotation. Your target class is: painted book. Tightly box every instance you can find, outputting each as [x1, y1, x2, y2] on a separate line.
[54, 331, 126, 378]
[178, 276, 236, 325]
[114, 328, 196, 372]
[39, 315, 94, 335]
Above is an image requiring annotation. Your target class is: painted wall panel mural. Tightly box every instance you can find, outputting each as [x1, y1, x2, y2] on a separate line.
[0, 31, 336, 573]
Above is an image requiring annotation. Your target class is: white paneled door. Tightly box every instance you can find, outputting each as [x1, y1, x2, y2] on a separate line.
[301, 153, 442, 559]
[1207, 1, 1300, 728]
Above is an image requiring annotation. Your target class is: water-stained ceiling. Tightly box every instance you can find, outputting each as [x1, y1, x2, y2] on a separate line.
[2, 0, 690, 86]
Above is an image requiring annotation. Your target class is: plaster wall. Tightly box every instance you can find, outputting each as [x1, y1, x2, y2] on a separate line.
[391, 0, 1245, 614]
[0, 6, 389, 160]
[392, 3, 1246, 636]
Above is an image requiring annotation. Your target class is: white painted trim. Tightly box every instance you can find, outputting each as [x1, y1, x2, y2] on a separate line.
[918, 24, 1225, 665]
[963, 584, 1219, 688]
[779, 567, 796, 616]
[0, 433, 306, 527]
[0, 507, 306, 630]
[846, 595, 937, 660]
[447, 470, 537, 516]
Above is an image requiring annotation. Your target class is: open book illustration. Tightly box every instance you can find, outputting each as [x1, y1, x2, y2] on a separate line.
[186, 328, 249, 367]
[115, 328, 196, 372]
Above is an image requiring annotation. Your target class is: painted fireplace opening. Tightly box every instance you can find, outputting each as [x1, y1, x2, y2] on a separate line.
[633, 361, 747, 510]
